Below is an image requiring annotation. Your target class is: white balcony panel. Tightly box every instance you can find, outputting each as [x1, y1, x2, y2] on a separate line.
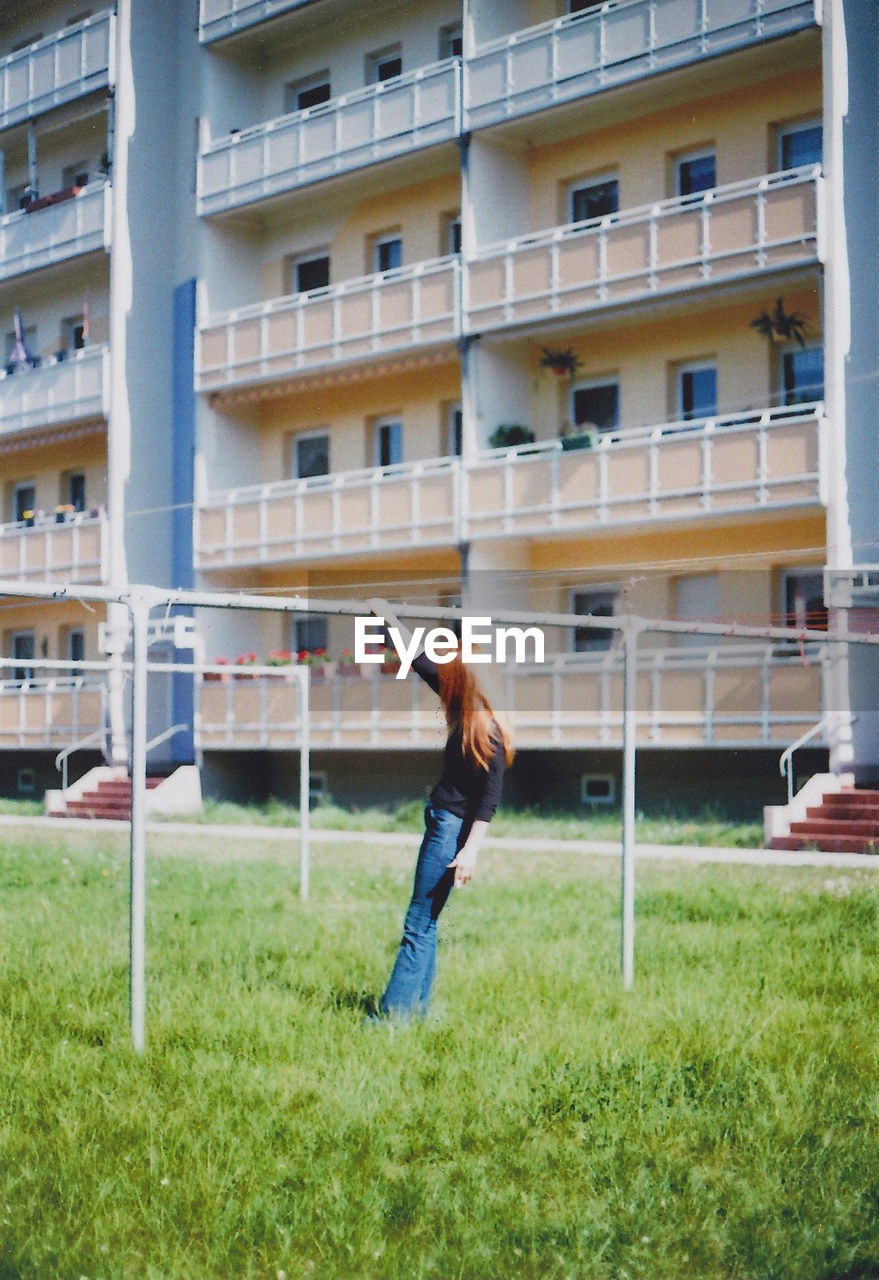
[0, 10, 114, 130]
[0, 182, 110, 282]
[0, 513, 107, 584]
[466, 169, 820, 332]
[0, 679, 105, 750]
[463, 405, 823, 540]
[199, 61, 460, 213]
[466, 0, 818, 129]
[200, 0, 314, 43]
[198, 256, 459, 391]
[196, 456, 458, 569]
[195, 645, 824, 752]
[0, 346, 109, 439]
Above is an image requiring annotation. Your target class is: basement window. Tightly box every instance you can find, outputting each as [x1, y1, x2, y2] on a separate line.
[581, 774, 615, 806]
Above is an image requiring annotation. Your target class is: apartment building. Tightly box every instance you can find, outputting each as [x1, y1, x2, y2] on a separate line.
[0, 0, 876, 815]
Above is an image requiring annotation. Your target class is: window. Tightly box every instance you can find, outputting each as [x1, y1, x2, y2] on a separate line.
[373, 235, 402, 274]
[447, 403, 463, 456]
[67, 627, 85, 673]
[581, 774, 615, 805]
[569, 175, 618, 223]
[375, 418, 403, 468]
[62, 162, 88, 189]
[292, 432, 330, 480]
[778, 119, 822, 171]
[13, 484, 36, 523]
[675, 573, 719, 648]
[294, 615, 328, 655]
[443, 211, 462, 255]
[11, 631, 35, 683]
[61, 315, 86, 352]
[439, 22, 463, 57]
[8, 183, 31, 213]
[675, 150, 716, 199]
[292, 253, 330, 294]
[368, 45, 402, 84]
[67, 473, 86, 512]
[16, 768, 36, 796]
[570, 587, 618, 651]
[571, 379, 619, 434]
[284, 72, 331, 113]
[782, 571, 827, 631]
[782, 345, 823, 406]
[676, 362, 717, 421]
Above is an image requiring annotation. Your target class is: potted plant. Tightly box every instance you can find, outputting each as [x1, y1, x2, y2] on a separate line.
[380, 645, 402, 676]
[338, 649, 361, 677]
[560, 421, 598, 452]
[234, 651, 258, 679]
[297, 647, 335, 679]
[487, 423, 535, 450]
[750, 298, 811, 346]
[539, 346, 583, 380]
[204, 656, 229, 683]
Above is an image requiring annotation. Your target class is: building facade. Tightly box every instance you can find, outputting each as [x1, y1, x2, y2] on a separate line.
[0, 0, 875, 814]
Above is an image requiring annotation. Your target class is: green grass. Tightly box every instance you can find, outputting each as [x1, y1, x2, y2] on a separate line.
[193, 796, 765, 848]
[2, 826, 879, 1280]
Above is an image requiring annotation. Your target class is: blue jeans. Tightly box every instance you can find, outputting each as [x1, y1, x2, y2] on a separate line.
[380, 804, 463, 1018]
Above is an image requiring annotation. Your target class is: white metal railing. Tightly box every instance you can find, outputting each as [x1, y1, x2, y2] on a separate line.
[196, 454, 459, 568]
[779, 715, 851, 805]
[55, 724, 108, 795]
[466, 0, 818, 128]
[0, 344, 109, 437]
[466, 167, 821, 332]
[0, 677, 107, 749]
[196, 403, 822, 566]
[199, 0, 313, 42]
[195, 643, 825, 752]
[197, 254, 460, 390]
[0, 510, 108, 582]
[0, 181, 111, 282]
[0, 9, 115, 130]
[199, 59, 461, 214]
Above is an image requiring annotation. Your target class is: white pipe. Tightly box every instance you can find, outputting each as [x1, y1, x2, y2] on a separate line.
[621, 620, 638, 989]
[299, 667, 310, 901]
[128, 594, 149, 1054]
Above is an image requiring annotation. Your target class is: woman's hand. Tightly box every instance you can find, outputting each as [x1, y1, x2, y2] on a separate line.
[448, 819, 489, 887]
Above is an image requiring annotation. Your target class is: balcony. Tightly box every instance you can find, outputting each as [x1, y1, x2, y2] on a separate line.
[199, 0, 315, 43]
[198, 255, 460, 393]
[196, 456, 459, 569]
[466, 0, 818, 131]
[195, 404, 823, 567]
[199, 60, 461, 215]
[195, 644, 824, 753]
[466, 168, 821, 334]
[0, 511, 107, 584]
[0, 10, 115, 131]
[0, 181, 110, 282]
[0, 345, 109, 439]
[0, 678, 105, 750]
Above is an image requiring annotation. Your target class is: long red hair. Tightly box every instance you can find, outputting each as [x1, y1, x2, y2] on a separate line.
[437, 652, 514, 770]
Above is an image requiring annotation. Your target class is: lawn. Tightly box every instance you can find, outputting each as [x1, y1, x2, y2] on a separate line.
[1, 825, 878, 1280]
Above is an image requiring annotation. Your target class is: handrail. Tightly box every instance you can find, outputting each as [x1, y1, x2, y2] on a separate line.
[779, 714, 857, 805]
[55, 725, 107, 796]
[144, 723, 190, 757]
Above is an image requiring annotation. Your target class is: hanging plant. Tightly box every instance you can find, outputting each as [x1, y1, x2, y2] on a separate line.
[750, 298, 811, 346]
[539, 346, 583, 379]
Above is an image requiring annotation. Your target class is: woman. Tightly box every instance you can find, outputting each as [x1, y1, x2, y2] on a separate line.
[367, 599, 514, 1021]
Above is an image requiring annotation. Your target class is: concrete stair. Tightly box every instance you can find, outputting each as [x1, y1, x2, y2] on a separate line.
[770, 788, 879, 855]
[50, 775, 164, 821]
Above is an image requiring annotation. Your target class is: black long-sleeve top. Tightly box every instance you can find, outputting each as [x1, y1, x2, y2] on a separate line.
[412, 651, 506, 824]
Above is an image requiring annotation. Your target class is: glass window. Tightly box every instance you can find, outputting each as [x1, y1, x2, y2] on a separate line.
[572, 381, 619, 434]
[675, 573, 719, 647]
[68, 473, 86, 511]
[677, 363, 717, 421]
[294, 616, 328, 655]
[443, 212, 462, 255]
[285, 73, 331, 113]
[439, 22, 462, 58]
[570, 176, 618, 223]
[676, 151, 716, 198]
[779, 121, 822, 171]
[447, 403, 463, 456]
[294, 433, 330, 479]
[375, 419, 403, 468]
[374, 237, 402, 274]
[62, 315, 86, 351]
[369, 46, 402, 84]
[12, 631, 35, 683]
[13, 484, 35, 522]
[67, 628, 85, 669]
[62, 162, 88, 189]
[571, 589, 617, 652]
[783, 572, 827, 630]
[294, 255, 330, 293]
[782, 346, 823, 405]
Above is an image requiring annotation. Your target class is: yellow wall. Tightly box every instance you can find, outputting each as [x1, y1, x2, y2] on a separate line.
[1, 602, 104, 664]
[2, 432, 106, 523]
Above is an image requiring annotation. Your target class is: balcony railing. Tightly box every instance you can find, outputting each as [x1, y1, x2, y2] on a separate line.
[195, 644, 824, 752]
[0, 181, 111, 282]
[198, 255, 460, 391]
[199, 60, 461, 214]
[196, 455, 459, 569]
[0, 677, 106, 750]
[0, 511, 107, 583]
[466, 0, 818, 130]
[0, 9, 115, 131]
[0, 345, 109, 439]
[466, 167, 821, 333]
[199, 0, 314, 43]
[195, 404, 823, 567]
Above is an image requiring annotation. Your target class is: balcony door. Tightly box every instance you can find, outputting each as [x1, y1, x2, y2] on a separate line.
[11, 631, 35, 684]
[675, 573, 719, 647]
[375, 418, 403, 468]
